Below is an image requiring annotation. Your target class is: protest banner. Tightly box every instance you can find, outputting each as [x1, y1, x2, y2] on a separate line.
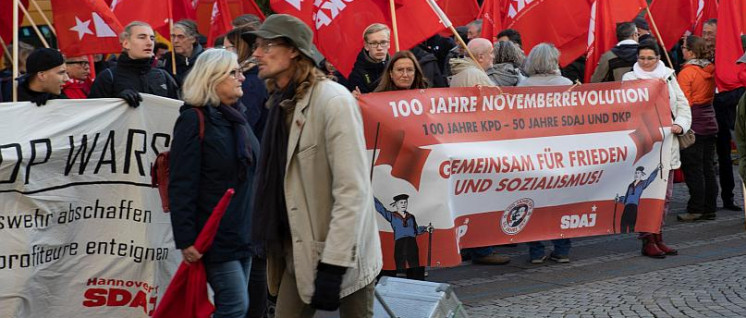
[0, 95, 181, 317]
[359, 80, 674, 269]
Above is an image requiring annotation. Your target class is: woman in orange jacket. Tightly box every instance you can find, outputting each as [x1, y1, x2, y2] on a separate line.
[676, 35, 719, 222]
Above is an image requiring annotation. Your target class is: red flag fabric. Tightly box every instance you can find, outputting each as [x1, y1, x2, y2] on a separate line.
[206, 0, 233, 48]
[647, 0, 697, 51]
[111, 0, 169, 30]
[502, 0, 594, 66]
[584, 0, 647, 83]
[152, 189, 235, 318]
[51, 0, 124, 57]
[240, 0, 266, 20]
[0, 0, 29, 58]
[692, 0, 718, 36]
[714, 0, 746, 92]
[436, 0, 479, 29]
[478, 0, 503, 42]
[173, 0, 198, 21]
[270, 0, 444, 77]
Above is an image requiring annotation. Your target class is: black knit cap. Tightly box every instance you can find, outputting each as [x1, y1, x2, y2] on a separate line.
[26, 48, 64, 74]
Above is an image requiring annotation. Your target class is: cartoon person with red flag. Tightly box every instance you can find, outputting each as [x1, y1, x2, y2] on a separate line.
[374, 194, 432, 281]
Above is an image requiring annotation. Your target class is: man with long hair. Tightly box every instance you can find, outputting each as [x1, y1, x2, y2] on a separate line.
[246, 14, 382, 317]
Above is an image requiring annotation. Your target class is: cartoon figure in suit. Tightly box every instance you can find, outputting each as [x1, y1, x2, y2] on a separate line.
[374, 194, 431, 280]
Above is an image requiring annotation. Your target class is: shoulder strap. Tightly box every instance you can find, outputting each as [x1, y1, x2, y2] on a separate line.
[192, 108, 205, 141]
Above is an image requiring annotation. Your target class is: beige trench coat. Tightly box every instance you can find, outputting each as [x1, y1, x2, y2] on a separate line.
[267, 79, 383, 304]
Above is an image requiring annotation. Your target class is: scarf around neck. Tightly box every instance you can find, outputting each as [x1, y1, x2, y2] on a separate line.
[632, 60, 671, 80]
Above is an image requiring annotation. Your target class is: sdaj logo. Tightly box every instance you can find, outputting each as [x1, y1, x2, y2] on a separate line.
[501, 198, 534, 235]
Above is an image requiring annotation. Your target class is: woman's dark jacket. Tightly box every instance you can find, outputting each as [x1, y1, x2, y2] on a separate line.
[240, 66, 269, 140]
[168, 103, 260, 263]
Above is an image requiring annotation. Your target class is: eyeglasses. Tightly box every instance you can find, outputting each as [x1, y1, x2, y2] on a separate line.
[367, 41, 390, 49]
[228, 68, 243, 79]
[66, 61, 90, 66]
[253, 40, 286, 53]
[637, 56, 659, 61]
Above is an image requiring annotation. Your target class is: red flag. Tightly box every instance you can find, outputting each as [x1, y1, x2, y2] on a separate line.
[503, 0, 594, 66]
[173, 0, 198, 21]
[584, 0, 647, 83]
[111, 0, 169, 29]
[478, 0, 504, 42]
[692, 0, 718, 36]
[436, 0, 479, 29]
[240, 0, 266, 20]
[271, 0, 444, 77]
[714, 0, 746, 92]
[152, 189, 235, 318]
[0, 0, 29, 58]
[647, 0, 697, 51]
[206, 0, 233, 48]
[51, 0, 124, 57]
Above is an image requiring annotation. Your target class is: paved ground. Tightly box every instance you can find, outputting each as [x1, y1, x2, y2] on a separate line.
[429, 171, 746, 318]
[314, 172, 746, 318]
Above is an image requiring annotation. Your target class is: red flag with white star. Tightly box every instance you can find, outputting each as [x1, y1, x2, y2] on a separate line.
[52, 0, 124, 57]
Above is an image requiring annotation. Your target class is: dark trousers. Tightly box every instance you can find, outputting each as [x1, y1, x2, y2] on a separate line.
[247, 256, 267, 318]
[713, 87, 745, 203]
[681, 134, 719, 215]
[620, 204, 638, 233]
[394, 236, 420, 270]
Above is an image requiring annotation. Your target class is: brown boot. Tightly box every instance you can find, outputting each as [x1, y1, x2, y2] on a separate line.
[654, 233, 678, 255]
[640, 234, 665, 258]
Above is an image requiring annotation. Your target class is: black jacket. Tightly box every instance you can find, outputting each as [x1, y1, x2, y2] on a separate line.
[88, 53, 179, 99]
[162, 44, 205, 86]
[347, 50, 387, 93]
[411, 46, 448, 88]
[16, 75, 67, 103]
[168, 104, 260, 263]
[240, 66, 269, 140]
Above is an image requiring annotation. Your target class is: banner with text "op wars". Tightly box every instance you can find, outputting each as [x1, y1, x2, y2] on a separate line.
[0, 95, 182, 317]
[359, 80, 674, 269]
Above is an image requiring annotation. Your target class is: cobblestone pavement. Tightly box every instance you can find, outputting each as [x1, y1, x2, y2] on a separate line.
[466, 254, 746, 318]
[429, 171, 746, 318]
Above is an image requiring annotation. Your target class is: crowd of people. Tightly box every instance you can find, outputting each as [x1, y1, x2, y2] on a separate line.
[1, 9, 746, 318]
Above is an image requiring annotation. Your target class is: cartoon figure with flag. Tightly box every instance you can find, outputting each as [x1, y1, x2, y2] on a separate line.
[374, 194, 432, 281]
[615, 165, 660, 233]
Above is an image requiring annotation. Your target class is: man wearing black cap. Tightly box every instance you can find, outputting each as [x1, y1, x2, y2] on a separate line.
[17, 48, 69, 106]
[89, 21, 179, 107]
[634, 17, 653, 44]
[374, 194, 431, 281]
[247, 14, 382, 317]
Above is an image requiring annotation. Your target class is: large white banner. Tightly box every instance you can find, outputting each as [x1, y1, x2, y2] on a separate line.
[0, 95, 181, 317]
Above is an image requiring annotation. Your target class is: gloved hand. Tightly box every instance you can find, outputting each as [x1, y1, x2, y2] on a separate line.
[118, 89, 142, 108]
[310, 262, 347, 311]
[30, 93, 52, 106]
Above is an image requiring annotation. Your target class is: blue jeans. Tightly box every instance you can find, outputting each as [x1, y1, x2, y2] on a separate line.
[205, 257, 252, 318]
[528, 239, 571, 260]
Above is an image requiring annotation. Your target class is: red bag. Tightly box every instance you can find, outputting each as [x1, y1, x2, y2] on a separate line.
[152, 108, 205, 212]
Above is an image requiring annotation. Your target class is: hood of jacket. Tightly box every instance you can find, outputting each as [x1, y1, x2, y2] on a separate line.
[682, 60, 715, 79]
[611, 44, 639, 63]
[353, 50, 388, 73]
[487, 63, 522, 84]
[449, 58, 481, 76]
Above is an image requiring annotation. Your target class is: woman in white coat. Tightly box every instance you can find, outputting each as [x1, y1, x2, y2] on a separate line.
[622, 41, 692, 258]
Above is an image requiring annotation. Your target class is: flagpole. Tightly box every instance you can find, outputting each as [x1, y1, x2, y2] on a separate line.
[30, 0, 57, 36]
[645, 6, 675, 71]
[18, 2, 50, 48]
[389, 0, 400, 51]
[0, 36, 11, 66]
[12, 0, 19, 102]
[168, 0, 177, 75]
[424, 0, 481, 70]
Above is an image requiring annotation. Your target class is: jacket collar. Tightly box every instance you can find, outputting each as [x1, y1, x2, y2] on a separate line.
[285, 81, 317, 171]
